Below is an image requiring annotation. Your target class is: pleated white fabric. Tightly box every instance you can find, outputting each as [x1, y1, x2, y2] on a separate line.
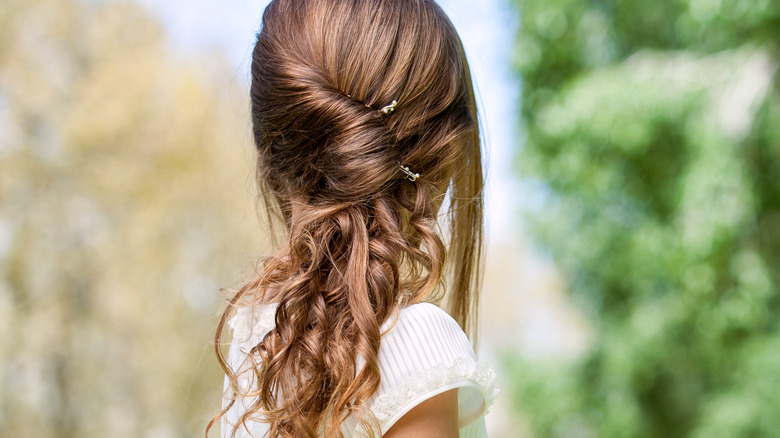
[221, 301, 500, 438]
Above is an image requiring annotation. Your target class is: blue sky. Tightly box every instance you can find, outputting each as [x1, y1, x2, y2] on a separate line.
[137, 0, 525, 244]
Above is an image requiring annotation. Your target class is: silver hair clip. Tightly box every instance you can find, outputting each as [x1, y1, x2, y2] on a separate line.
[346, 94, 398, 114]
[380, 100, 398, 114]
[398, 164, 420, 181]
[347, 94, 412, 181]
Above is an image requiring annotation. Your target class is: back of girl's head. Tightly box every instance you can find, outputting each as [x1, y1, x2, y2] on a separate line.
[211, 1, 484, 437]
[252, 0, 481, 222]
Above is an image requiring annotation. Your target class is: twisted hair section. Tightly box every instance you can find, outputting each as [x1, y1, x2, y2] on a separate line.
[206, 0, 484, 436]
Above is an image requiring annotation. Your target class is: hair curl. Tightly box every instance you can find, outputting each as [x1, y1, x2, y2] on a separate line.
[206, 0, 484, 436]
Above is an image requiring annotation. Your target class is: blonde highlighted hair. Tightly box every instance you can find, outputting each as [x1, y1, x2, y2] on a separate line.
[207, 0, 484, 436]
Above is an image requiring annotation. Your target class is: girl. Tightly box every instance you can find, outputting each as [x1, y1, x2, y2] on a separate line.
[207, 0, 499, 436]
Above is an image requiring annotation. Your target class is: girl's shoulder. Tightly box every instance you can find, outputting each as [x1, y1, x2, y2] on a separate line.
[378, 301, 490, 375]
[224, 301, 500, 437]
[351, 301, 500, 436]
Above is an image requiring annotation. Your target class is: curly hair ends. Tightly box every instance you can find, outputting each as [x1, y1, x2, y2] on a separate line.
[206, 0, 484, 436]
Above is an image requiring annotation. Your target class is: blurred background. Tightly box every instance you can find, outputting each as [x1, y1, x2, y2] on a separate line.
[1, 0, 778, 437]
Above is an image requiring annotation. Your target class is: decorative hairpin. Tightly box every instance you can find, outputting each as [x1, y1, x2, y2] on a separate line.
[380, 100, 398, 114]
[398, 164, 419, 181]
[347, 94, 418, 182]
[379, 100, 418, 182]
[347, 95, 398, 115]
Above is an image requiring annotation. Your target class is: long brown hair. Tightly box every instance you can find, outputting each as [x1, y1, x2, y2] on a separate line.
[206, 0, 484, 436]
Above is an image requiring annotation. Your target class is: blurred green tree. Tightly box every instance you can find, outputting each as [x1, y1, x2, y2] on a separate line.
[507, 0, 780, 437]
[0, 0, 259, 437]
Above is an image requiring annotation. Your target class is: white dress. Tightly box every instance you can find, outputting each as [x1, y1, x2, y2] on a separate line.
[221, 301, 500, 437]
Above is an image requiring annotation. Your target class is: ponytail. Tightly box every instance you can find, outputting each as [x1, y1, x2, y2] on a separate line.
[208, 0, 483, 436]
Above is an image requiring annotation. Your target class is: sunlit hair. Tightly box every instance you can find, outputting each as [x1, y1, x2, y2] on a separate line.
[206, 0, 484, 436]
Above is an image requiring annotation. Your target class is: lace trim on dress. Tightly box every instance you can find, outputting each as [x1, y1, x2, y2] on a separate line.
[370, 356, 501, 423]
[227, 303, 278, 344]
[226, 304, 280, 393]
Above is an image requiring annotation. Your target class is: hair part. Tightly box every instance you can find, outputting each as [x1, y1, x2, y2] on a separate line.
[206, 0, 484, 436]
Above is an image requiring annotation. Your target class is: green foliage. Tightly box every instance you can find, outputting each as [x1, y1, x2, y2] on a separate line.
[508, 0, 780, 437]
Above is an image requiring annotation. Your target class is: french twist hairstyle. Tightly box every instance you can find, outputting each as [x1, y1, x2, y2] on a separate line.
[207, 0, 484, 436]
